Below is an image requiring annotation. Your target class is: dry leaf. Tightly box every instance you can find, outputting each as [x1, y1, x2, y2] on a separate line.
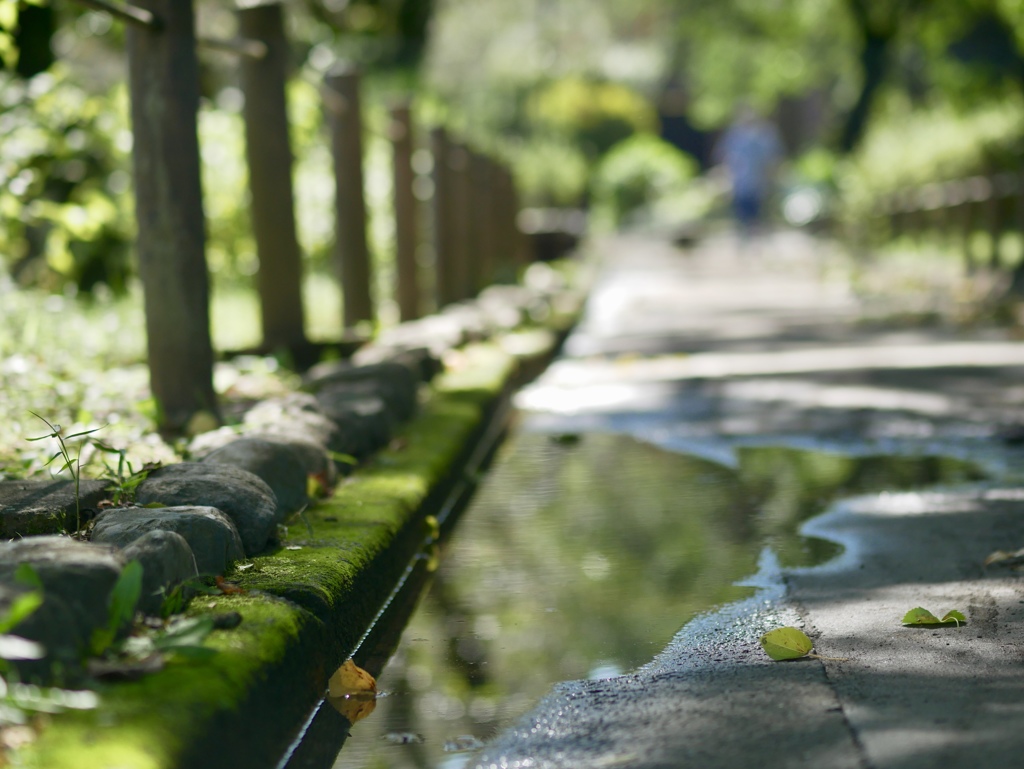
[983, 547, 1024, 567]
[328, 693, 376, 723]
[215, 576, 245, 595]
[327, 659, 377, 723]
[328, 659, 377, 698]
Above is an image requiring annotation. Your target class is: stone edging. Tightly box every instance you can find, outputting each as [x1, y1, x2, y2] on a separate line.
[4, 269, 583, 769]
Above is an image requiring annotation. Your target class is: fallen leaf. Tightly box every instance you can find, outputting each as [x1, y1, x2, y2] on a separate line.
[759, 627, 814, 661]
[328, 658, 377, 698]
[328, 693, 376, 723]
[327, 659, 378, 723]
[983, 547, 1024, 567]
[901, 607, 966, 626]
[215, 577, 245, 595]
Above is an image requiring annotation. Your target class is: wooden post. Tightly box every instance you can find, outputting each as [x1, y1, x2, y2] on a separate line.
[325, 66, 374, 330]
[430, 127, 458, 307]
[492, 164, 514, 282]
[390, 102, 419, 321]
[508, 167, 530, 274]
[448, 141, 472, 301]
[475, 152, 497, 291]
[126, 0, 217, 432]
[462, 148, 483, 297]
[238, 0, 306, 350]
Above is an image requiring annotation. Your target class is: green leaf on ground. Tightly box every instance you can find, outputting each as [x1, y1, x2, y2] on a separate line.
[901, 607, 966, 626]
[759, 627, 814, 660]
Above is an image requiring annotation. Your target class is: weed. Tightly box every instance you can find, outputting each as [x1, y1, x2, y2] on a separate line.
[26, 413, 103, 535]
[158, 575, 219, 620]
[90, 560, 143, 657]
[91, 441, 154, 506]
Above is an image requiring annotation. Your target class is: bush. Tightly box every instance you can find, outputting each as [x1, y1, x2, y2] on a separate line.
[590, 134, 698, 227]
[510, 138, 590, 207]
[529, 76, 659, 158]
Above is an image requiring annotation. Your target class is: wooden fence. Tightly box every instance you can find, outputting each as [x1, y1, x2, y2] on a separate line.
[869, 172, 1024, 274]
[72, 0, 527, 432]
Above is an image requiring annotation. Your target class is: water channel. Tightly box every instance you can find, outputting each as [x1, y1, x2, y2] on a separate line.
[300, 411, 985, 769]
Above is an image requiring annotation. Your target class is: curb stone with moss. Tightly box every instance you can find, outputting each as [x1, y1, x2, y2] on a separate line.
[6, 272, 582, 769]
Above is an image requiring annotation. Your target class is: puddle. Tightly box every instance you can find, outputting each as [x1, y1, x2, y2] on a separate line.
[322, 431, 982, 768]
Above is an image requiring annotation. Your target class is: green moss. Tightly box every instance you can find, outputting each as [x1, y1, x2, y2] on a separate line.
[19, 339, 546, 769]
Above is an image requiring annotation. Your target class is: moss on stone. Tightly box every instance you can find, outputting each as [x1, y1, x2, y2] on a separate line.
[19, 339, 541, 769]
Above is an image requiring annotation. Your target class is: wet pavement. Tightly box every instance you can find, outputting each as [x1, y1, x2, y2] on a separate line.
[466, 231, 1024, 769]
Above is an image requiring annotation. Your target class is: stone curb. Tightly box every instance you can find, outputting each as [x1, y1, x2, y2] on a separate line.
[9, 268, 584, 769]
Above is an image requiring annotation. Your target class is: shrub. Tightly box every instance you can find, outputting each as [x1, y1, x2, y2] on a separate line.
[590, 134, 698, 227]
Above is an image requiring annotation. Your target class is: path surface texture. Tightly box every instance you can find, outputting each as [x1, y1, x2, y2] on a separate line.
[474, 231, 1024, 769]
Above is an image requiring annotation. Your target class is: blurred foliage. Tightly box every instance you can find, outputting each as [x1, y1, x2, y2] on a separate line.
[6, 0, 1024, 296]
[590, 133, 697, 227]
[0, 273, 298, 481]
[0, 67, 133, 295]
[528, 76, 658, 158]
[839, 94, 1024, 215]
[509, 138, 590, 207]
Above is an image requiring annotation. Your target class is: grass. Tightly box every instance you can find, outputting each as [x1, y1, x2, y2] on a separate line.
[0, 276, 302, 483]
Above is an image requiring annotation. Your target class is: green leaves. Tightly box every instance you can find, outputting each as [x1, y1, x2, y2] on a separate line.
[761, 607, 969, 663]
[90, 560, 143, 656]
[759, 627, 815, 660]
[760, 627, 849, 662]
[901, 607, 966, 627]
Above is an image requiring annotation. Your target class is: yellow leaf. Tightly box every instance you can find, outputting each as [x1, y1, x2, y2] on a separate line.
[328, 658, 377, 698]
[328, 692, 376, 723]
[327, 659, 377, 723]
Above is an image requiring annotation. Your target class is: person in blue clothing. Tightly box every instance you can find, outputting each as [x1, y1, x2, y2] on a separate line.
[716, 106, 783, 235]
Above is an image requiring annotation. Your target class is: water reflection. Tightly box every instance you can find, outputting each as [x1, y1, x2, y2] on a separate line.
[331, 433, 983, 768]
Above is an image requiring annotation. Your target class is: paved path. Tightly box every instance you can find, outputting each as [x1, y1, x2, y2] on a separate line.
[473, 231, 1024, 769]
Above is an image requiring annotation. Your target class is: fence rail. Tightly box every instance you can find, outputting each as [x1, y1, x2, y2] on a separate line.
[871, 171, 1024, 273]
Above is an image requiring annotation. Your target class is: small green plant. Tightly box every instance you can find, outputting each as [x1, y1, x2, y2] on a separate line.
[157, 575, 220, 620]
[90, 560, 143, 657]
[92, 441, 153, 506]
[27, 412, 103, 534]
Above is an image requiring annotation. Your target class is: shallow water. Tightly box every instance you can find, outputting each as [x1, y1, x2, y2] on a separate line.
[325, 426, 982, 769]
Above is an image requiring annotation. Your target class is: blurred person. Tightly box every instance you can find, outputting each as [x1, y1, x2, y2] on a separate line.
[715, 106, 782, 236]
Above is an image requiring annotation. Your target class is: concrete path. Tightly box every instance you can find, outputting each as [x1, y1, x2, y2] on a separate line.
[473, 231, 1024, 769]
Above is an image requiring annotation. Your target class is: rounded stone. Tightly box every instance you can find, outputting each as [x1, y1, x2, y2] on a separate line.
[0, 536, 127, 667]
[92, 505, 245, 575]
[201, 437, 309, 518]
[244, 394, 361, 459]
[121, 529, 200, 614]
[135, 463, 278, 555]
[0, 583, 87, 682]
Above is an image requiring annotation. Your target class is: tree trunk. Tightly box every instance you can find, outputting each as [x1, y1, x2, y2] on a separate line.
[239, 1, 307, 351]
[839, 32, 891, 153]
[126, 0, 217, 433]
